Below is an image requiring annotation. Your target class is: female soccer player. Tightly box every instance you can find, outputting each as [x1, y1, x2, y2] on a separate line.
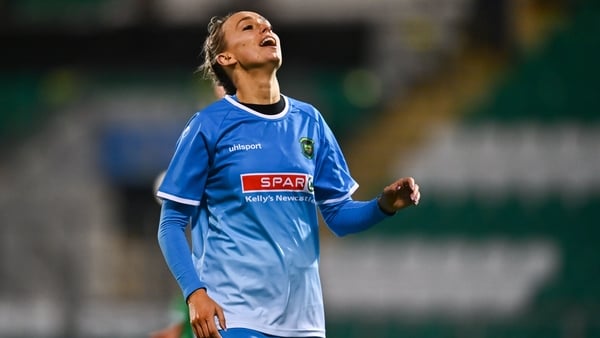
[156, 11, 420, 338]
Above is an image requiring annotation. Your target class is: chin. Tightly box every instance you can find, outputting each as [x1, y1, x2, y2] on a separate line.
[268, 56, 282, 69]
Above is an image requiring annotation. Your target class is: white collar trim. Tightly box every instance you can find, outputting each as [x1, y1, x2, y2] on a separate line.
[224, 95, 289, 119]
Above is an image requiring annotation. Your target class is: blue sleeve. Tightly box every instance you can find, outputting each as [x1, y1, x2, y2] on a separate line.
[157, 199, 206, 300]
[319, 197, 394, 237]
[313, 110, 358, 204]
[156, 113, 211, 206]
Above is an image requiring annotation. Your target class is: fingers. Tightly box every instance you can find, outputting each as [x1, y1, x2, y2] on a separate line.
[190, 310, 223, 338]
[191, 320, 222, 338]
[405, 177, 415, 190]
[393, 177, 420, 206]
[382, 177, 420, 211]
[190, 320, 202, 338]
[395, 177, 415, 191]
[411, 185, 421, 205]
[187, 289, 226, 338]
[216, 306, 227, 331]
[190, 318, 206, 338]
[206, 318, 222, 338]
[200, 320, 211, 338]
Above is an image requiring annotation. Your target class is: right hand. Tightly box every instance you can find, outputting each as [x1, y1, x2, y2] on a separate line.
[378, 177, 420, 213]
[187, 288, 227, 338]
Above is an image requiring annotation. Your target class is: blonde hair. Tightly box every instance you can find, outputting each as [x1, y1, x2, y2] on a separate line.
[198, 14, 236, 95]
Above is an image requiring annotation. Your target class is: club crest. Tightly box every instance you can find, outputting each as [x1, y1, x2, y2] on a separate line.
[299, 137, 314, 159]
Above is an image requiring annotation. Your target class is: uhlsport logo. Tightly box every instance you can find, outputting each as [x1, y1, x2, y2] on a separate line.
[241, 173, 314, 193]
[299, 137, 314, 159]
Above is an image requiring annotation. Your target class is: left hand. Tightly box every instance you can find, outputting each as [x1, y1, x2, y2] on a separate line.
[377, 177, 420, 214]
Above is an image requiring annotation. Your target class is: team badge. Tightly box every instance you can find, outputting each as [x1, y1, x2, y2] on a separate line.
[299, 137, 314, 159]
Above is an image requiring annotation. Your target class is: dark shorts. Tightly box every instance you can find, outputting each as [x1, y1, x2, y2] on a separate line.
[220, 328, 321, 338]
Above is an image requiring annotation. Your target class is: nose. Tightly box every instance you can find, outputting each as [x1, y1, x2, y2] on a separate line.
[260, 23, 271, 34]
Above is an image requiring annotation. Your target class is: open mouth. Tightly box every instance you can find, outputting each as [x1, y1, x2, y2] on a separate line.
[260, 37, 277, 47]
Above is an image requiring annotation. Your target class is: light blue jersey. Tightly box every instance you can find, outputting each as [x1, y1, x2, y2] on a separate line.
[157, 95, 358, 337]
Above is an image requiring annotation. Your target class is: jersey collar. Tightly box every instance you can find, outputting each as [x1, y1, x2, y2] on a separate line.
[224, 95, 289, 119]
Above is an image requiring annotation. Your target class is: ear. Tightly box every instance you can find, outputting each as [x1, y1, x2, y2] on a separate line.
[216, 52, 236, 67]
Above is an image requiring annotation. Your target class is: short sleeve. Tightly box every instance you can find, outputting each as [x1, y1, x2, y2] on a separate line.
[313, 113, 359, 205]
[157, 114, 211, 206]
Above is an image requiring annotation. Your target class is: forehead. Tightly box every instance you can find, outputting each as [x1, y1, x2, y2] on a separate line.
[224, 11, 270, 29]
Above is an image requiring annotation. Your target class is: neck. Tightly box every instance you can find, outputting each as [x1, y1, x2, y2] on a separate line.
[234, 69, 280, 104]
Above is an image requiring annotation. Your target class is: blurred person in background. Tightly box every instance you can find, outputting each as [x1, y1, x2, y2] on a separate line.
[149, 294, 192, 338]
[156, 10, 420, 338]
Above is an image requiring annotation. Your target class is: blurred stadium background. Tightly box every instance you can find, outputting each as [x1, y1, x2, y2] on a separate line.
[1, 0, 599, 337]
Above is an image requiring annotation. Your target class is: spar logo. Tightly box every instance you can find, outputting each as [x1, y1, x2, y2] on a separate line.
[241, 173, 314, 193]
